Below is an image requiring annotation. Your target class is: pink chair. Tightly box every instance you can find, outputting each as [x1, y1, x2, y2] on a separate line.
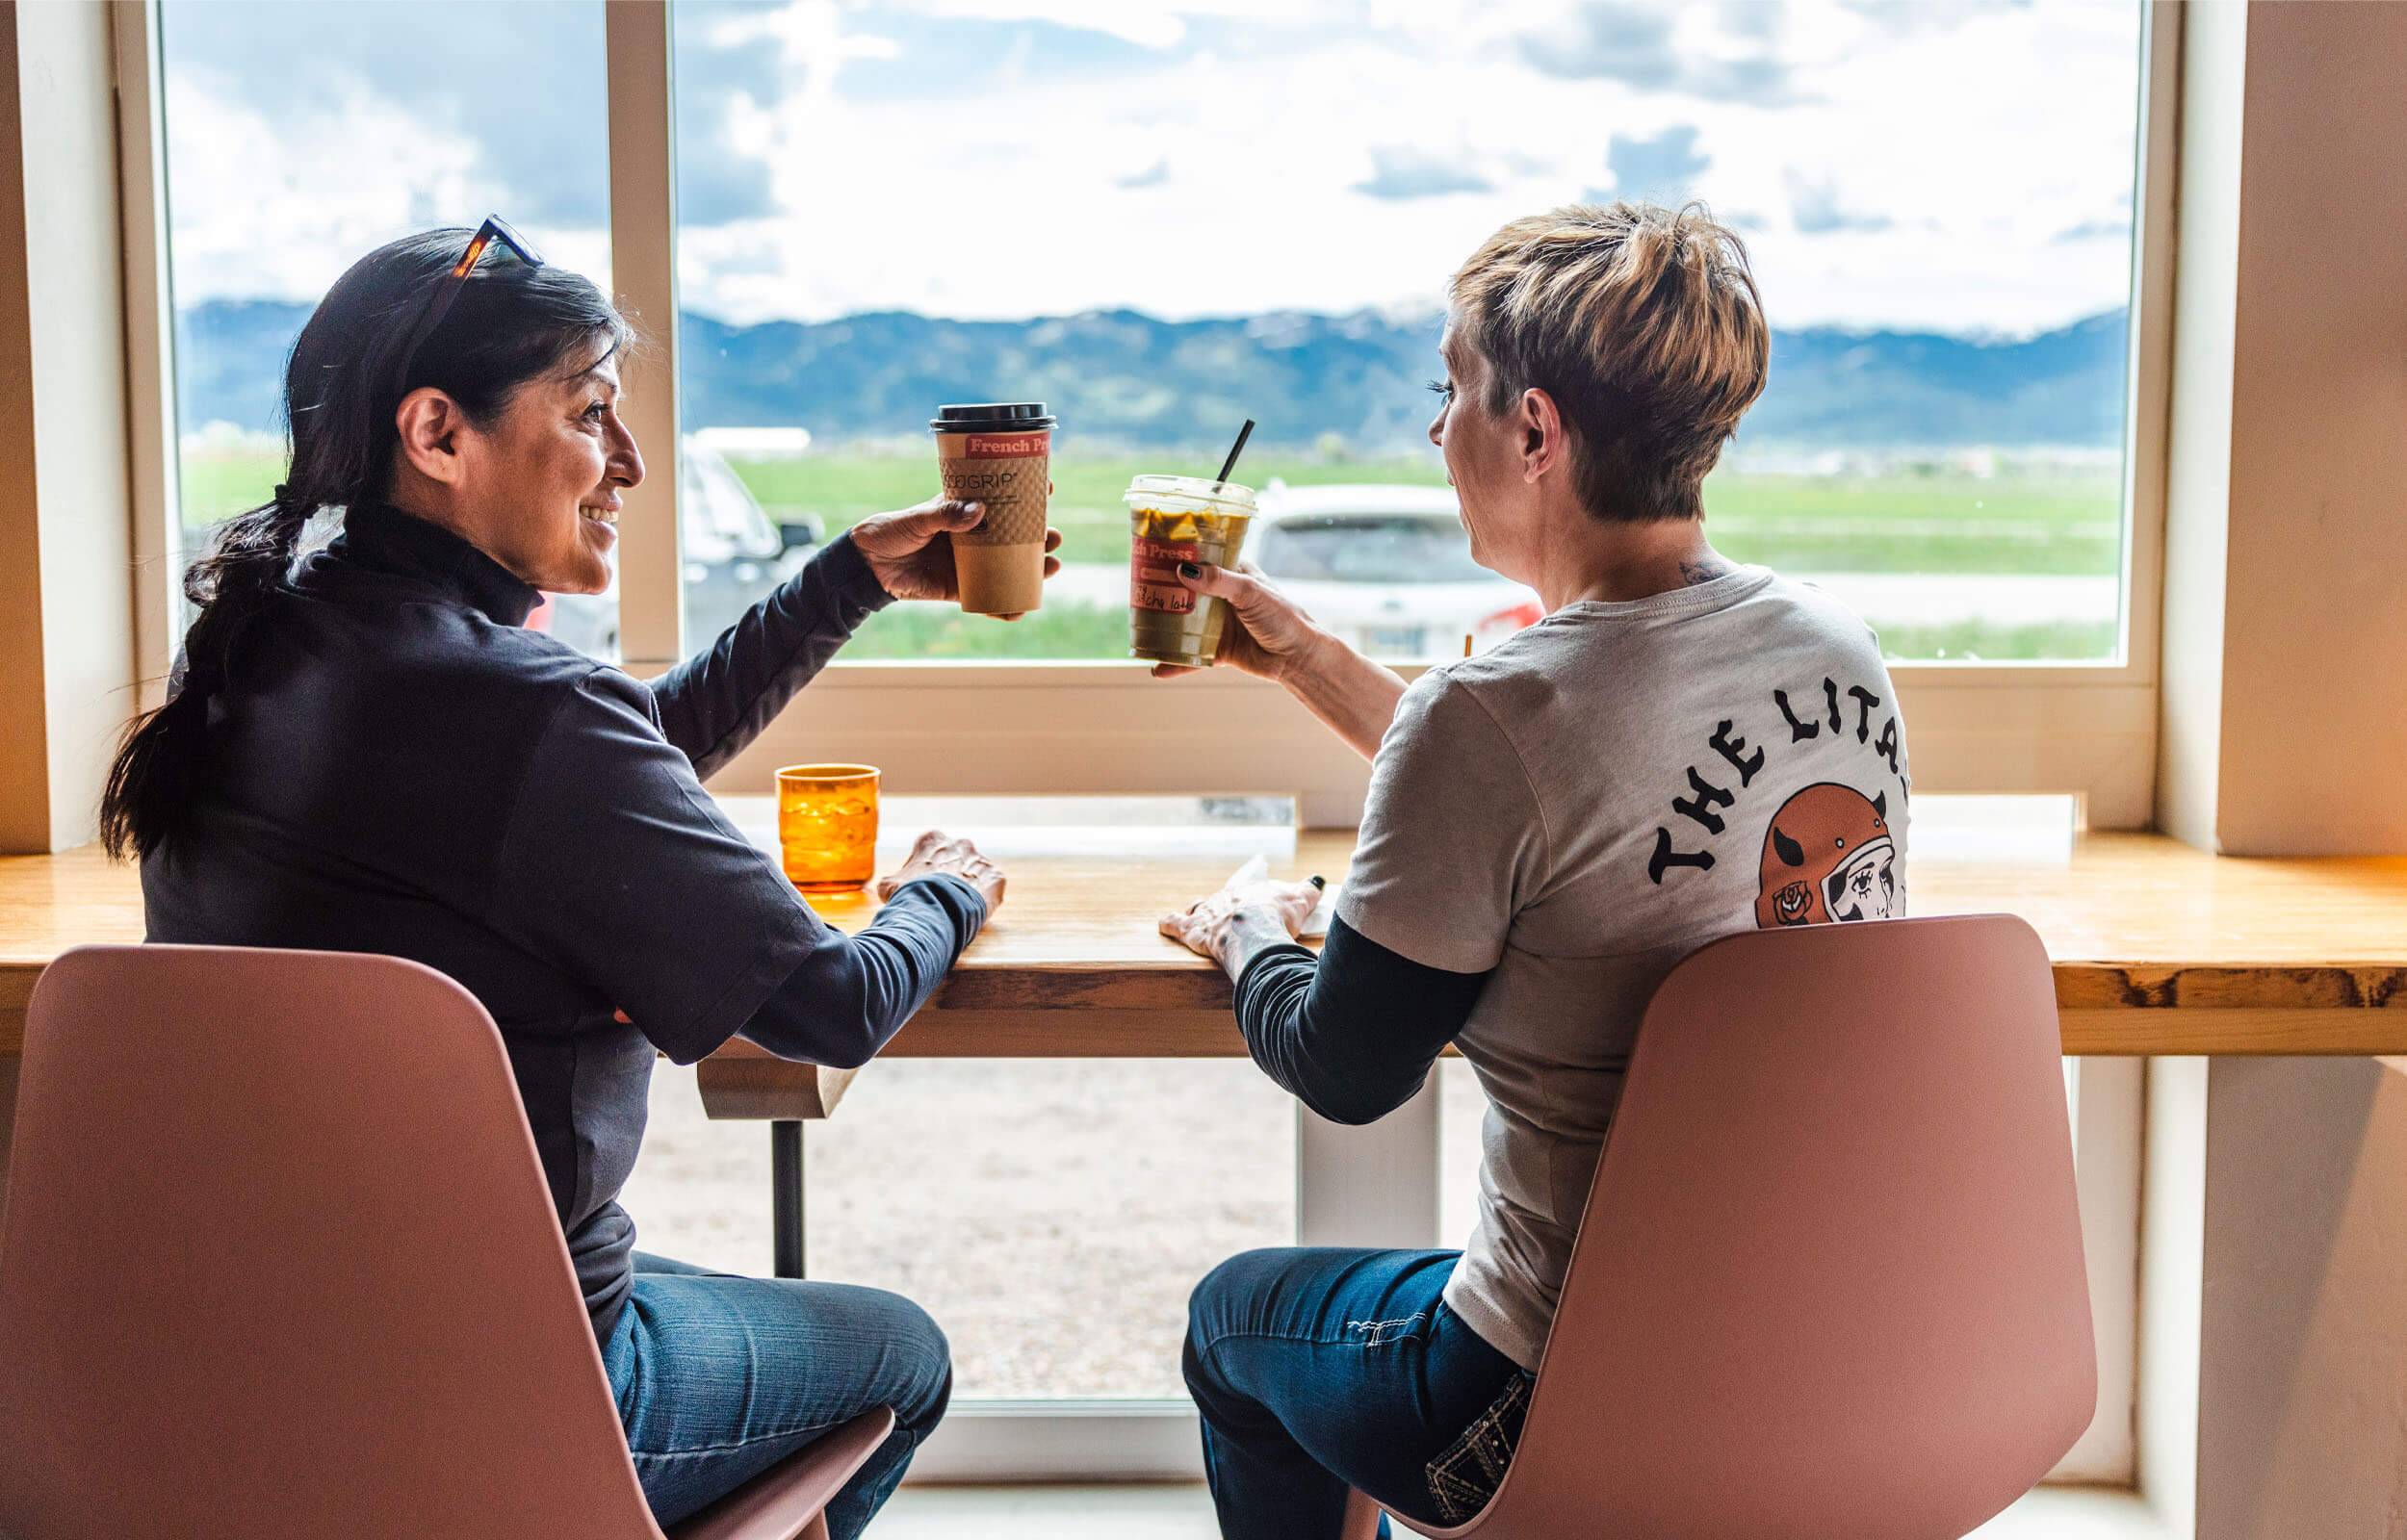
[1345, 913, 2093, 1540]
[0, 944, 891, 1540]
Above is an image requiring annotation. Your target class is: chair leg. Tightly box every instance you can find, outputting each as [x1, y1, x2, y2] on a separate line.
[1340, 1487, 1385, 1540]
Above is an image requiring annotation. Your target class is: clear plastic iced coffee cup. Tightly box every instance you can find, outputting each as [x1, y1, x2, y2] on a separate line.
[1125, 475, 1256, 667]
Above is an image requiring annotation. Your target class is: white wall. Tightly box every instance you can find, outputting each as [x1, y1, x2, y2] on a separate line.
[2152, 0, 2241, 853]
[2138, 1058, 2205, 1540]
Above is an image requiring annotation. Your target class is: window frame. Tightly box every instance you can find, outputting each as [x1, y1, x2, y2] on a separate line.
[114, 0, 2173, 1489]
[119, 1, 2179, 832]
[605, 0, 2178, 834]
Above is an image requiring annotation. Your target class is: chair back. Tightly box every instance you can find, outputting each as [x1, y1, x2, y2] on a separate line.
[1474, 914, 2092, 1539]
[0, 944, 663, 1540]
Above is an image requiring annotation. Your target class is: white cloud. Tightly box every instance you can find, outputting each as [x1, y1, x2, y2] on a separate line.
[162, 70, 505, 303]
[1355, 146, 1496, 200]
[1786, 169, 1890, 233]
[162, 0, 2145, 338]
[1116, 158, 1173, 189]
[1607, 124, 1710, 202]
[877, 0, 1304, 48]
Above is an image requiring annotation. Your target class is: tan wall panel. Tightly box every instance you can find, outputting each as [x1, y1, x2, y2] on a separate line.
[0, 3, 137, 855]
[2197, 1058, 2407, 1540]
[2174, 2, 2407, 857]
[0, 4, 50, 852]
[19, 0, 134, 853]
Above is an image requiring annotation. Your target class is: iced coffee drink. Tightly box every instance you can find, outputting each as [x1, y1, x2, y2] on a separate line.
[1126, 475, 1256, 667]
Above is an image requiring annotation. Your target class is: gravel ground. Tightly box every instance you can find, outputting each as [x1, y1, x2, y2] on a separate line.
[613, 796, 1491, 1402]
[617, 1058, 1488, 1401]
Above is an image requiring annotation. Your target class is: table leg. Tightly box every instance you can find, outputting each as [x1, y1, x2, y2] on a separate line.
[772, 1118, 806, 1278]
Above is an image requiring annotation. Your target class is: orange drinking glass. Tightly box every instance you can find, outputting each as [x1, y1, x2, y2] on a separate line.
[776, 763, 880, 892]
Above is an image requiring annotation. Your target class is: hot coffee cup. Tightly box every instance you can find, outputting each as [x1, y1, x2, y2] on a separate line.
[931, 402, 1055, 615]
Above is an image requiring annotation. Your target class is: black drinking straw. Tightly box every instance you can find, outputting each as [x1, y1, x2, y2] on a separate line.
[1211, 419, 1256, 491]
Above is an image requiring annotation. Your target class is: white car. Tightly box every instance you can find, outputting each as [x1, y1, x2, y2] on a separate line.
[535, 439, 819, 659]
[1249, 482, 1541, 658]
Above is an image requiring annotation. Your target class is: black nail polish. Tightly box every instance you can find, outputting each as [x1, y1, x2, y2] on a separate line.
[1309, 875, 1326, 889]
[1177, 561, 1202, 579]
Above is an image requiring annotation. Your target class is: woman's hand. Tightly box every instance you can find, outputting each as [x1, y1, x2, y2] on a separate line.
[1159, 874, 1324, 971]
[849, 497, 1064, 619]
[1151, 561, 1330, 682]
[1152, 559, 1409, 761]
[876, 829, 1006, 914]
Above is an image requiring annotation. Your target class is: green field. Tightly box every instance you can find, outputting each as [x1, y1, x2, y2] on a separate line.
[176, 449, 2123, 661]
[718, 453, 2122, 579]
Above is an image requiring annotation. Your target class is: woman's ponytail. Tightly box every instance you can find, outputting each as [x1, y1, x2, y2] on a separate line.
[97, 224, 630, 862]
[98, 485, 314, 860]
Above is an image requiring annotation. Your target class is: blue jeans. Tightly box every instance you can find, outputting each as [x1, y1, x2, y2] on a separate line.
[1183, 1248, 1534, 1539]
[602, 1253, 952, 1535]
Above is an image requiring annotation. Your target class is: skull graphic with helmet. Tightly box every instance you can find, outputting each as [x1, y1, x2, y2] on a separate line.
[1754, 782, 1898, 927]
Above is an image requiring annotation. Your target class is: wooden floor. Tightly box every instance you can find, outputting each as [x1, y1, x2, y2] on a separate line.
[877, 1483, 2169, 1538]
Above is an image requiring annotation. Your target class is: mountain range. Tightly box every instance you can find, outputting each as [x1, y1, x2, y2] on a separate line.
[174, 299, 2129, 451]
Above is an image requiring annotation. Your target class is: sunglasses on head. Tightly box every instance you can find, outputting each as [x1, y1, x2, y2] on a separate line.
[390, 216, 545, 398]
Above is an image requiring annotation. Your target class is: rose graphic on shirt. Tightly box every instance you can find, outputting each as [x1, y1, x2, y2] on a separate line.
[1754, 782, 1897, 927]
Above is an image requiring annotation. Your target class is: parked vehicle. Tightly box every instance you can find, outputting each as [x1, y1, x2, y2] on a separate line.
[535, 438, 819, 659]
[1249, 481, 1542, 658]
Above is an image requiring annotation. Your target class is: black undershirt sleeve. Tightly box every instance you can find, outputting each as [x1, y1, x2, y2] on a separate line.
[1231, 914, 1489, 1126]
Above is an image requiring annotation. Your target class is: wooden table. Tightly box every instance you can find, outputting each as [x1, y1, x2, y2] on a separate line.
[8, 809, 2403, 1275]
[7, 825, 2407, 1063]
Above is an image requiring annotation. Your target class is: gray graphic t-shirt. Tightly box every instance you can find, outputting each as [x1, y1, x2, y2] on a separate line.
[1336, 567, 1911, 1371]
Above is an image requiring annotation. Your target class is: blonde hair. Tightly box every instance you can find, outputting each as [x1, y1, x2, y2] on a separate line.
[1447, 201, 1768, 521]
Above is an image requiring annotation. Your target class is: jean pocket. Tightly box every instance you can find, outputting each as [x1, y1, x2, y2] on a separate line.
[1424, 1370, 1535, 1524]
[1342, 1309, 1432, 1349]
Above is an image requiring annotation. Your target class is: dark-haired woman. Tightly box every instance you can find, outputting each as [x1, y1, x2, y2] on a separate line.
[104, 225, 1053, 1535]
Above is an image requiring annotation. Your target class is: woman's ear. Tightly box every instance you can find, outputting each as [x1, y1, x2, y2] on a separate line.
[394, 388, 467, 486]
[1520, 387, 1566, 484]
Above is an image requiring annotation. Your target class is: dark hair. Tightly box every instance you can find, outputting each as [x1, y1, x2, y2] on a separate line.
[98, 228, 633, 860]
[1448, 201, 1769, 522]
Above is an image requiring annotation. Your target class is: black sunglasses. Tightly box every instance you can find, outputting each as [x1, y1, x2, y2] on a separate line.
[390, 216, 545, 398]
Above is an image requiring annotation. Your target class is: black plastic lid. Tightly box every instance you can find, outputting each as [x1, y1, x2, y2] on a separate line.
[930, 401, 1056, 432]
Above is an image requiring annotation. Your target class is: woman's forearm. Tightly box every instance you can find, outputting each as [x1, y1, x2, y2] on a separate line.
[648, 534, 892, 780]
[1278, 630, 1410, 759]
[737, 875, 985, 1066]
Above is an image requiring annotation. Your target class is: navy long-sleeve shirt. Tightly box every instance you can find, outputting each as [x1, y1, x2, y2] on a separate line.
[142, 501, 983, 1338]
[1231, 917, 1490, 1126]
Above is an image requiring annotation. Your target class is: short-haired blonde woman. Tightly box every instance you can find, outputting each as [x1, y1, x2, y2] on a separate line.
[1159, 203, 1913, 1537]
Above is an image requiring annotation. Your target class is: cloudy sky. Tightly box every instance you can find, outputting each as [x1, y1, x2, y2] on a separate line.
[161, 0, 2142, 336]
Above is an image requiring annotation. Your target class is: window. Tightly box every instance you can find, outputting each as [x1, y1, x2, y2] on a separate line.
[155, 0, 618, 657]
[664, 0, 2144, 667]
[622, 1058, 1298, 1401]
[115, 0, 2167, 1486]
[133, 0, 2178, 822]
